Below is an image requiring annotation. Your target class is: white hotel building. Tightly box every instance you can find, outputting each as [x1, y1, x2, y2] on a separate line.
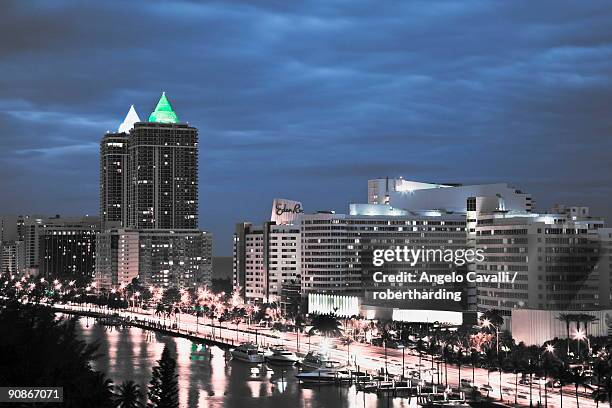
[233, 179, 612, 343]
[301, 205, 469, 322]
[233, 222, 300, 304]
[233, 200, 302, 308]
[474, 206, 612, 344]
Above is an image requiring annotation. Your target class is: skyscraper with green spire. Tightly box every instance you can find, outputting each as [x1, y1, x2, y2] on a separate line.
[97, 93, 212, 292]
[148, 92, 179, 124]
[128, 92, 198, 230]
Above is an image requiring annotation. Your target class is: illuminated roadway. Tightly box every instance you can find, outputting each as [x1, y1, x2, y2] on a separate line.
[59, 303, 596, 408]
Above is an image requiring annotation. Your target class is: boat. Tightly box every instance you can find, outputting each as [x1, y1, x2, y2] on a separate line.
[231, 343, 266, 363]
[423, 391, 468, 407]
[295, 368, 351, 384]
[266, 346, 299, 365]
[300, 351, 343, 371]
[97, 315, 124, 327]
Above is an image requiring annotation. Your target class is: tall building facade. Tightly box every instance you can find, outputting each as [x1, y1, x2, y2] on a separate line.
[96, 93, 211, 290]
[234, 222, 300, 303]
[233, 222, 300, 304]
[597, 228, 612, 308]
[233, 200, 302, 307]
[301, 205, 469, 321]
[0, 216, 18, 242]
[18, 215, 47, 273]
[100, 106, 140, 229]
[138, 230, 212, 288]
[476, 206, 605, 322]
[0, 240, 25, 275]
[95, 229, 140, 289]
[39, 216, 99, 283]
[100, 134, 129, 229]
[233, 177, 612, 338]
[127, 94, 198, 230]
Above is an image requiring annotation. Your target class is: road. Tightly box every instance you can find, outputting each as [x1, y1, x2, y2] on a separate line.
[59, 303, 597, 408]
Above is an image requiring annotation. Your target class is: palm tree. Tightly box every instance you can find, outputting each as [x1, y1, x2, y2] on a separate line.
[592, 386, 609, 408]
[481, 308, 504, 327]
[592, 374, 612, 408]
[342, 336, 354, 366]
[380, 327, 393, 376]
[526, 357, 538, 408]
[484, 348, 496, 385]
[89, 371, 115, 408]
[415, 337, 427, 381]
[496, 352, 505, 402]
[294, 310, 304, 352]
[593, 358, 610, 391]
[507, 348, 525, 405]
[114, 380, 144, 408]
[580, 314, 598, 352]
[308, 313, 343, 338]
[481, 309, 504, 353]
[442, 344, 452, 388]
[541, 353, 557, 408]
[469, 349, 479, 385]
[553, 363, 569, 408]
[557, 313, 575, 356]
[155, 303, 165, 318]
[569, 367, 591, 408]
[194, 307, 202, 332]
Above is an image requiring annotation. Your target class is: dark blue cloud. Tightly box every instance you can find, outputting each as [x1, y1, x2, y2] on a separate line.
[1, 0, 612, 254]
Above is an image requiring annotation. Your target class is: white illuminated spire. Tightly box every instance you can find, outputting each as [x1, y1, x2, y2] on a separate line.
[118, 105, 141, 133]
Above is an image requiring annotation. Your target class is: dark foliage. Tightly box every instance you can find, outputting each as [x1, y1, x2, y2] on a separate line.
[0, 300, 114, 407]
[147, 345, 179, 408]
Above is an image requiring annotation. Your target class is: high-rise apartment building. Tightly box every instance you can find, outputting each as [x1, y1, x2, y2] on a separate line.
[96, 93, 211, 290]
[138, 230, 212, 288]
[233, 221, 300, 304]
[233, 200, 302, 308]
[0, 216, 18, 242]
[0, 241, 25, 275]
[597, 228, 612, 308]
[476, 206, 605, 320]
[18, 215, 47, 272]
[95, 229, 212, 290]
[39, 216, 99, 283]
[13, 215, 97, 278]
[99, 106, 137, 229]
[127, 94, 198, 230]
[485, 207, 612, 345]
[95, 229, 140, 289]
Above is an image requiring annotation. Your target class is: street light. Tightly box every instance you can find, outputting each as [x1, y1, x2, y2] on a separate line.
[397, 344, 406, 379]
[573, 329, 586, 356]
[545, 344, 555, 354]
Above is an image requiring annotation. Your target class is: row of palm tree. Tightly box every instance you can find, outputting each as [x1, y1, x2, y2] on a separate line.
[303, 309, 612, 408]
[558, 313, 599, 356]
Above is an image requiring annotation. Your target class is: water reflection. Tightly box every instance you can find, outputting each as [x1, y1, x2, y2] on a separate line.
[76, 319, 418, 408]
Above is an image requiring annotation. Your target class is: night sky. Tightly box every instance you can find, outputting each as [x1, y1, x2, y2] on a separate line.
[1, 1, 612, 255]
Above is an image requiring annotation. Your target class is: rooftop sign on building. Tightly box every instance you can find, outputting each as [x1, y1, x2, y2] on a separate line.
[270, 198, 303, 225]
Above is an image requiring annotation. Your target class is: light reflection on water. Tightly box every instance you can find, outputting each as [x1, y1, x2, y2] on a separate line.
[75, 317, 417, 408]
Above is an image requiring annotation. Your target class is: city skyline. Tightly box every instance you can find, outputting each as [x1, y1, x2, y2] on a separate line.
[2, 3, 612, 407]
[2, 1, 612, 256]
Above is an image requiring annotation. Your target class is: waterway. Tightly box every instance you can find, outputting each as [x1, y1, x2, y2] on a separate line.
[75, 317, 418, 408]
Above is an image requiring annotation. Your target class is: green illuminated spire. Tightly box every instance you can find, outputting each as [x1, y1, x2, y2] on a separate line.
[148, 92, 179, 123]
